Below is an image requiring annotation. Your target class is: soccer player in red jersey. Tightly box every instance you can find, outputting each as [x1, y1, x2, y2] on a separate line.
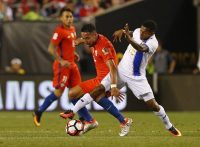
[60, 23, 132, 135]
[33, 7, 94, 127]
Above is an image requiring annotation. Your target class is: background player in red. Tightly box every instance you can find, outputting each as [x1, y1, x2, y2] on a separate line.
[33, 7, 93, 127]
[60, 23, 132, 136]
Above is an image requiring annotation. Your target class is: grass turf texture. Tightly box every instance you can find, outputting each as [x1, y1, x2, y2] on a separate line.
[0, 111, 200, 147]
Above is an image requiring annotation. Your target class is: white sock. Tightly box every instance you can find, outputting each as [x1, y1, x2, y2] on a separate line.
[72, 93, 93, 113]
[154, 105, 173, 129]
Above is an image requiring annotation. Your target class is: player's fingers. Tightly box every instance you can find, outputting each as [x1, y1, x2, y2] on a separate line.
[117, 97, 122, 103]
[118, 95, 124, 100]
[119, 93, 125, 98]
[118, 96, 124, 102]
[116, 98, 120, 103]
[113, 35, 117, 42]
[125, 23, 129, 30]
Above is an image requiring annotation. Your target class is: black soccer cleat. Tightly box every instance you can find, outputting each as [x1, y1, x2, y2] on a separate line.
[168, 126, 182, 137]
[33, 110, 42, 127]
[60, 110, 75, 120]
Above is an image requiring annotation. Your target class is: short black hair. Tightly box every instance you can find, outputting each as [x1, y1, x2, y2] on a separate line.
[142, 20, 157, 32]
[81, 23, 96, 32]
[59, 7, 73, 16]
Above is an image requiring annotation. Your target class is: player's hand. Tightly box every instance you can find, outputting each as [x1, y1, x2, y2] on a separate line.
[123, 23, 132, 42]
[60, 59, 71, 67]
[75, 38, 85, 46]
[113, 29, 124, 42]
[111, 87, 124, 103]
[124, 23, 130, 32]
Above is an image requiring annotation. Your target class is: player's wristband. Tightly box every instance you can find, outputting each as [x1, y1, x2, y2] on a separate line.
[111, 84, 117, 88]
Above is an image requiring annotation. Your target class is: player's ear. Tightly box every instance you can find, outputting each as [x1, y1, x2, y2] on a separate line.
[149, 30, 154, 36]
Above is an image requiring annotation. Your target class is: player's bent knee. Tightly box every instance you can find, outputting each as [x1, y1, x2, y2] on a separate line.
[146, 98, 160, 111]
[68, 90, 75, 100]
[90, 85, 105, 100]
[68, 89, 80, 100]
[68, 86, 84, 99]
[54, 89, 63, 97]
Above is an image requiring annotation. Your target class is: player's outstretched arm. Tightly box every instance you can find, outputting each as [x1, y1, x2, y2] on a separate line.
[123, 24, 148, 52]
[113, 29, 124, 42]
[113, 25, 133, 43]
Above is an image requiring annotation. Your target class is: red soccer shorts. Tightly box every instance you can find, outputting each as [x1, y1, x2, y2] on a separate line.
[53, 61, 81, 90]
[79, 78, 101, 93]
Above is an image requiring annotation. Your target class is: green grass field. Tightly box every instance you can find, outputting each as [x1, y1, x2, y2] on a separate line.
[0, 111, 200, 147]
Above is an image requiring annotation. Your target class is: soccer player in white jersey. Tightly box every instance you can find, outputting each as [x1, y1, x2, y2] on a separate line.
[60, 20, 182, 137]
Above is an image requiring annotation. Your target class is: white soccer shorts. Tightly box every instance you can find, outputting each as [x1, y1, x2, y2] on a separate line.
[101, 70, 154, 102]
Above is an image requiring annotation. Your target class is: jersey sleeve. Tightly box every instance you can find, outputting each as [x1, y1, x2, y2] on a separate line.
[144, 38, 158, 54]
[99, 43, 115, 63]
[51, 28, 63, 45]
[132, 28, 140, 39]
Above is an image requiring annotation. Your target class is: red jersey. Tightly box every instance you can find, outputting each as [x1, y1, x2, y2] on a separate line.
[91, 34, 117, 80]
[51, 25, 76, 63]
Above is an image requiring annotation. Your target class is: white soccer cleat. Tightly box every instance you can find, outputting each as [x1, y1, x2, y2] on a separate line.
[83, 119, 99, 134]
[119, 118, 133, 137]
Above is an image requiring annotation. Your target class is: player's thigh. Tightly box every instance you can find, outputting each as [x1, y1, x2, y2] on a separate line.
[68, 64, 82, 88]
[68, 85, 84, 99]
[126, 78, 154, 101]
[79, 78, 100, 94]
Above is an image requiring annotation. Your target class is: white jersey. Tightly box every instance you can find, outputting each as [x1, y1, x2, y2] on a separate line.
[118, 28, 158, 79]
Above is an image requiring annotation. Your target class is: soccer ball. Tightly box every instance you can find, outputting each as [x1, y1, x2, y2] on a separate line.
[66, 120, 84, 136]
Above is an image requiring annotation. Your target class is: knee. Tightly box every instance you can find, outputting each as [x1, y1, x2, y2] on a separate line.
[151, 103, 160, 112]
[68, 86, 84, 100]
[152, 105, 160, 112]
[90, 85, 105, 100]
[68, 90, 75, 100]
[54, 89, 63, 97]
[146, 99, 160, 111]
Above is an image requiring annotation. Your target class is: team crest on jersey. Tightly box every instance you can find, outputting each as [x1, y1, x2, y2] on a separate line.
[53, 33, 58, 40]
[102, 48, 109, 55]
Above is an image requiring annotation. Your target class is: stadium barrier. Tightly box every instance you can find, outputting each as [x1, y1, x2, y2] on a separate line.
[0, 74, 200, 111]
[0, 74, 127, 111]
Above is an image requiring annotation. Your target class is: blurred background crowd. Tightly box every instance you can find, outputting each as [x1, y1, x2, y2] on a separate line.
[0, 0, 133, 21]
